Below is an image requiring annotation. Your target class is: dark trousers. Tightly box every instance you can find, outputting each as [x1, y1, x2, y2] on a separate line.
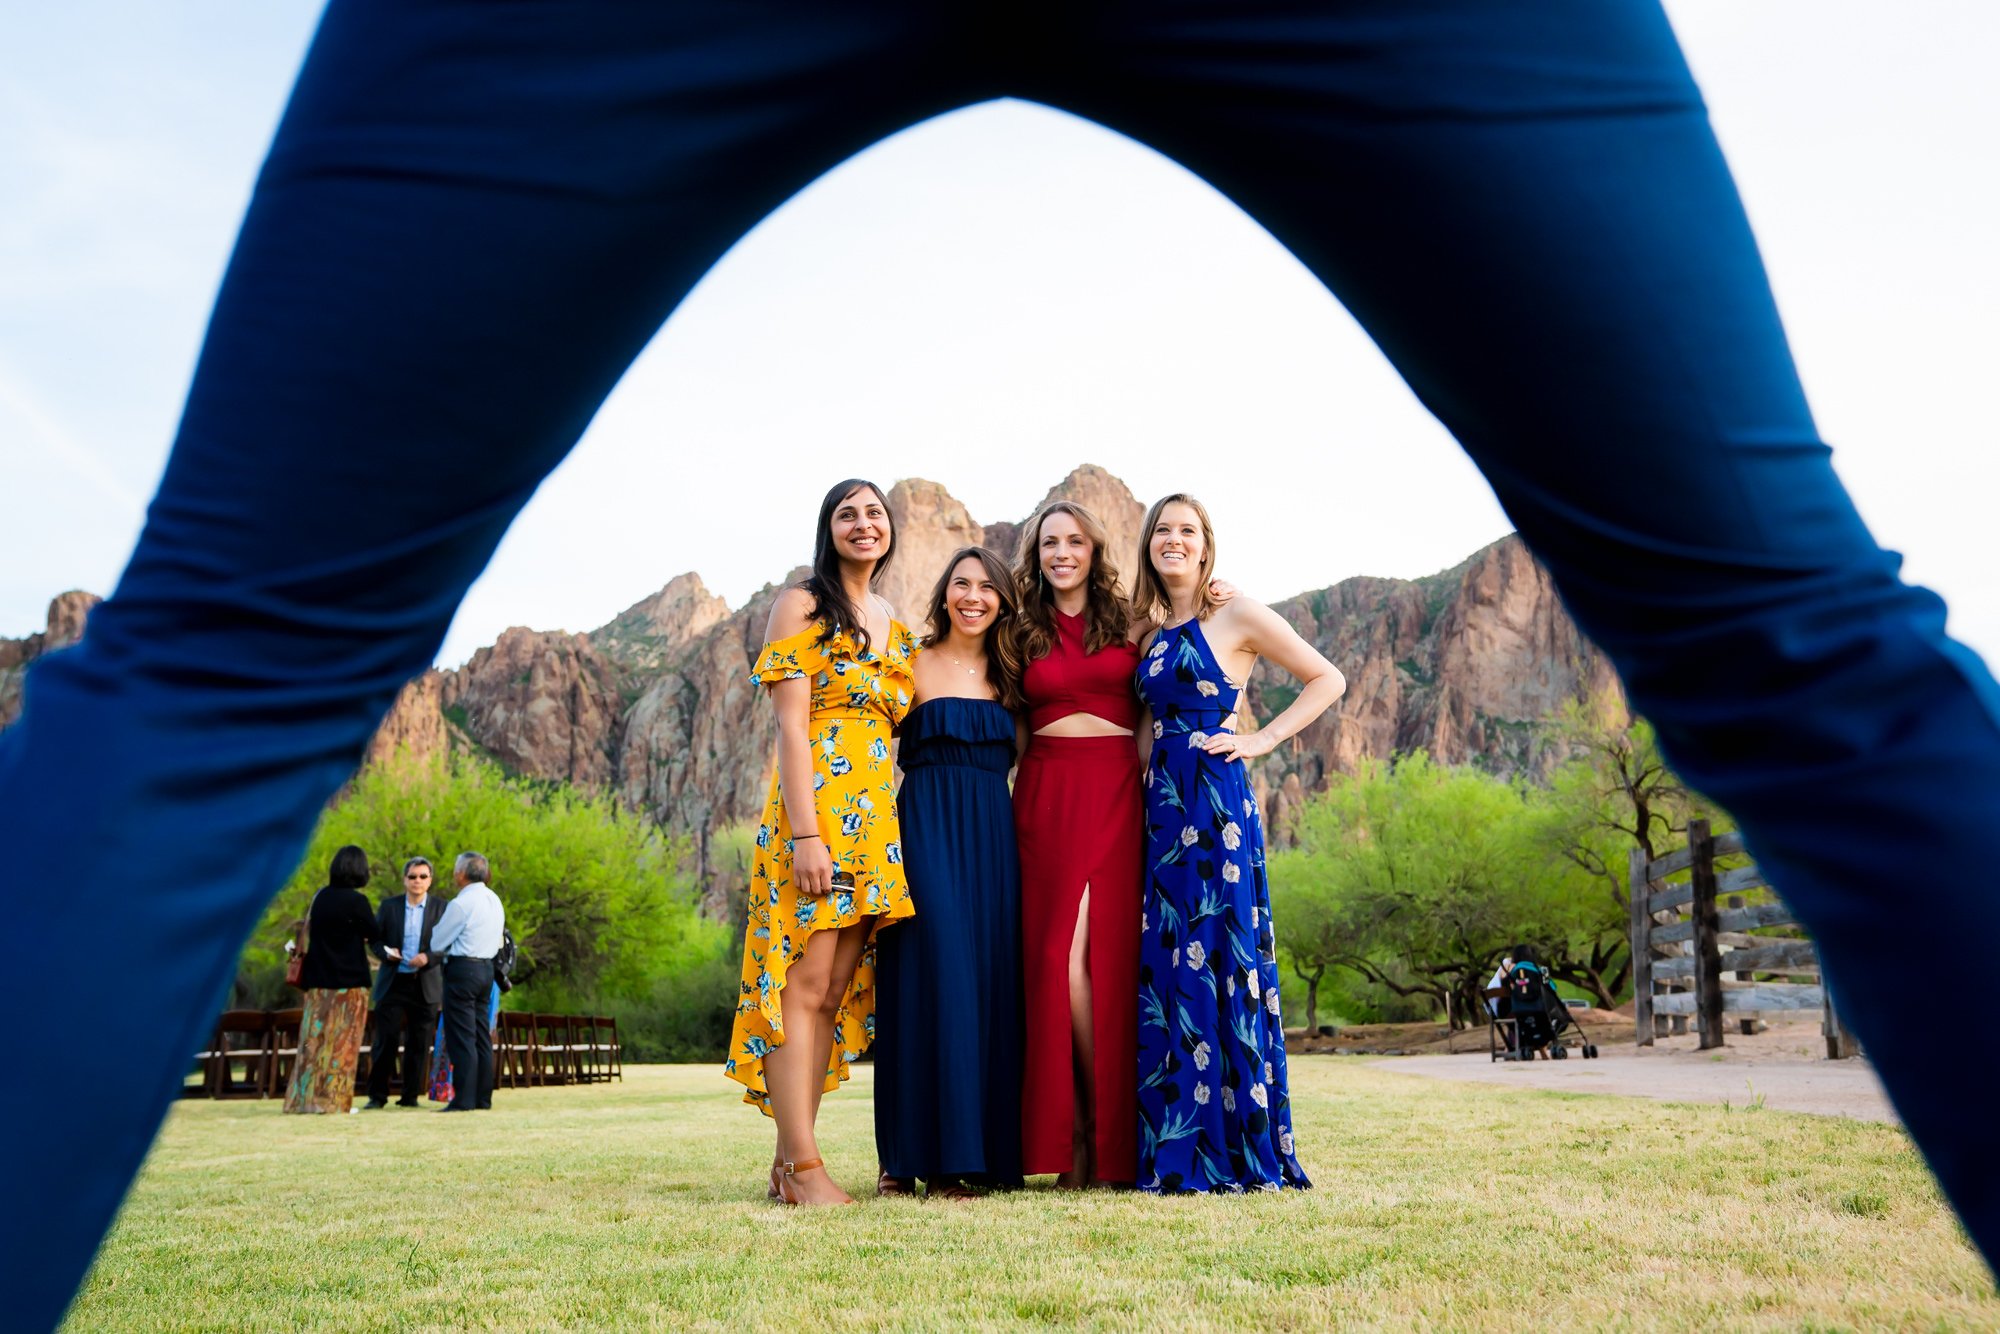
[3, 3, 1999, 1324]
[441, 959, 496, 1112]
[366, 973, 437, 1105]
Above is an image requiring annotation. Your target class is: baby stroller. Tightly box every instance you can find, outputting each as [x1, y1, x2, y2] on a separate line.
[1491, 958, 1599, 1061]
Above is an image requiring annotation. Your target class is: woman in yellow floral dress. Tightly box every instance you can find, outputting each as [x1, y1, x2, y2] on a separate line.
[729, 477, 915, 1206]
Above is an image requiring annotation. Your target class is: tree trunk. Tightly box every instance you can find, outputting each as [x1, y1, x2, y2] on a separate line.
[1295, 964, 1324, 1034]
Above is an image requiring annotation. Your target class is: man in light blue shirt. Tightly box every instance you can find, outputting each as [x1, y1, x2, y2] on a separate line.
[432, 852, 506, 1111]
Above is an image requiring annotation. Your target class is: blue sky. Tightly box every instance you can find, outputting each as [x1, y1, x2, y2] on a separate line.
[3, 3, 1995, 668]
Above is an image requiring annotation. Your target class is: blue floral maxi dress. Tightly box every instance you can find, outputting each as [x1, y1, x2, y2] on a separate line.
[1135, 618, 1310, 1192]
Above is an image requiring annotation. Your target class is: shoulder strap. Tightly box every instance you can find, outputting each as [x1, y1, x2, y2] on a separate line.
[297, 888, 324, 956]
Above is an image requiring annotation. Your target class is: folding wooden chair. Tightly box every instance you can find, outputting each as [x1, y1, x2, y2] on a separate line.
[191, 1010, 272, 1098]
[186, 1018, 223, 1098]
[591, 1015, 623, 1082]
[266, 1008, 303, 1098]
[355, 1007, 376, 1091]
[533, 1014, 575, 1085]
[498, 1012, 537, 1090]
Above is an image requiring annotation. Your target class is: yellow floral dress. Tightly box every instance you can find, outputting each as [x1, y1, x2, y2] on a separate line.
[726, 619, 917, 1114]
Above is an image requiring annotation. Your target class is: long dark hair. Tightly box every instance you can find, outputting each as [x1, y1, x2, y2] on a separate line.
[922, 546, 1027, 714]
[800, 478, 896, 656]
[1012, 499, 1127, 663]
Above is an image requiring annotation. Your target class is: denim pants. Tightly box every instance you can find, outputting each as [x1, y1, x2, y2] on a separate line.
[4, 1, 1995, 1324]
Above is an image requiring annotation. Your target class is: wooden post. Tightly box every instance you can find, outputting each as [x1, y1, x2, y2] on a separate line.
[1689, 820, 1725, 1050]
[1818, 947, 1859, 1059]
[1728, 894, 1760, 1035]
[1629, 846, 1654, 1046]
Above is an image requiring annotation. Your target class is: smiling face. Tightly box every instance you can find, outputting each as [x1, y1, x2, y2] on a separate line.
[830, 485, 891, 567]
[943, 554, 1003, 642]
[1149, 501, 1207, 582]
[1038, 509, 1096, 594]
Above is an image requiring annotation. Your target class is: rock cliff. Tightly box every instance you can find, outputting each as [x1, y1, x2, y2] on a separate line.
[0, 591, 101, 728]
[1244, 536, 1622, 838]
[3, 467, 1619, 893]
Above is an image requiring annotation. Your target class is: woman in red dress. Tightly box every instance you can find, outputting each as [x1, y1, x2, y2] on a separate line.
[1011, 500, 1145, 1186]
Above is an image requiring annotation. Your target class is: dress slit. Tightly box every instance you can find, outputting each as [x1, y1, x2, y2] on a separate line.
[1015, 732, 1141, 1183]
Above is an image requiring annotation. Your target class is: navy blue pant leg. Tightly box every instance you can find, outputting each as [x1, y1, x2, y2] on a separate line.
[0, 3, 975, 1325]
[6, 2, 1997, 1327]
[1055, 0, 2000, 1261]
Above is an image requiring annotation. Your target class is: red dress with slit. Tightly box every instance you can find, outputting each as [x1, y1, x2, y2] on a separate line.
[1013, 609, 1142, 1182]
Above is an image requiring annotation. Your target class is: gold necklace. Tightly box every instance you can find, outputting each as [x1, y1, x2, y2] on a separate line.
[940, 651, 983, 677]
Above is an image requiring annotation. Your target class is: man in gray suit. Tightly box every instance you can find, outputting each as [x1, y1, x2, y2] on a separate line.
[363, 856, 448, 1109]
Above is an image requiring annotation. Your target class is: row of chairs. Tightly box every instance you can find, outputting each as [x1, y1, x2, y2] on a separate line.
[186, 1008, 622, 1099]
[496, 1013, 624, 1089]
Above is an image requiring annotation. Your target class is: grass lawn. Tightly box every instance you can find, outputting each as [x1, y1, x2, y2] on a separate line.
[70, 1058, 1993, 1332]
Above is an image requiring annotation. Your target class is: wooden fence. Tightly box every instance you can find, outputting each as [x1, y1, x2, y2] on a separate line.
[1628, 819, 1856, 1058]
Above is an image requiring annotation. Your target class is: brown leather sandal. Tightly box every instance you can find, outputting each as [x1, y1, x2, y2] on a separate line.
[877, 1171, 916, 1198]
[777, 1156, 824, 1206]
[933, 1177, 983, 1201]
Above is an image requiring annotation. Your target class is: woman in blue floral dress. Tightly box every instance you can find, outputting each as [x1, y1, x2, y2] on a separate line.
[1131, 493, 1346, 1193]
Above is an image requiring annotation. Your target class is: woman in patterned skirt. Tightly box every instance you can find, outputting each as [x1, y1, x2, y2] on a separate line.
[1131, 494, 1344, 1191]
[285, 844, 383, 1114]
[727, 478, 915, 1206]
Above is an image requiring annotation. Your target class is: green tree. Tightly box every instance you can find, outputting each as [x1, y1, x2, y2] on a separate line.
[1269, 751, 1637, 1026]
[245, 748, 720, 1021]
[1532, 696, 1738, 1005]
[1271, 755, 1528, 1027]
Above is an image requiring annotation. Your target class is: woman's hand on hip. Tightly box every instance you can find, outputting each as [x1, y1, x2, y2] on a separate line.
[1201, 729, 1276, 763]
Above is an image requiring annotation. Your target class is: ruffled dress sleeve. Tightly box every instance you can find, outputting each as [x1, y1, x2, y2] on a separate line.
[750, 625, 834, 687]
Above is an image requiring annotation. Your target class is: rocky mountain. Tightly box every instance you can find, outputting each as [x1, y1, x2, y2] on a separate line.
[1244, 536, 1623, 836]
[0, 590, 99, 728]
[2, 466, 1621, 909]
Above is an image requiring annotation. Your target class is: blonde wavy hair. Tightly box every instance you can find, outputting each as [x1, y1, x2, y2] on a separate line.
[1130, 492, 1220, 627]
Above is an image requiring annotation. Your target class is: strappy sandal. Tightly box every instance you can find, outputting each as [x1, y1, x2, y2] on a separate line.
[778, 1157, 855, 1206]
[933, 1177, 983, 1202]
[877, 1171, 916, 1198]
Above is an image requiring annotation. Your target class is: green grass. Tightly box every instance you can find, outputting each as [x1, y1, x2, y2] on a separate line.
[70, 1060, 1993, 1332]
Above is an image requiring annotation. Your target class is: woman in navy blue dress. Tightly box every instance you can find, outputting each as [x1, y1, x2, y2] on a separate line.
[874, 547, 1027, 1197]
[1131, 494, 1346, 1193]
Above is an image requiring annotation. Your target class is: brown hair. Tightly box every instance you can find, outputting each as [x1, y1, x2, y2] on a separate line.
[1130, 492, 1220, 627]
[1012, 500, 1128, 662]
[921, 547, 1027, 714]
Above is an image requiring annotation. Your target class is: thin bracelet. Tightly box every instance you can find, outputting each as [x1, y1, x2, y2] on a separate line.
[794, 834, 822, 842]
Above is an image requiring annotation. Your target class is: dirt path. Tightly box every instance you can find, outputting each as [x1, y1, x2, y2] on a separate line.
[1365, 1020, 1896, 1122]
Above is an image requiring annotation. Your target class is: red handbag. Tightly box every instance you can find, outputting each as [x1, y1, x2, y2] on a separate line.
[283, 891, 320, 988]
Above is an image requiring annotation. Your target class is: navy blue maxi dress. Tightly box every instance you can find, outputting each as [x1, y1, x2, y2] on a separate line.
[873, 696, 1024, 1186]
[1135, 619, 1310, 1193]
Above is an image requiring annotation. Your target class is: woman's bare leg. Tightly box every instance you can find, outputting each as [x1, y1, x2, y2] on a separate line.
[764, 928, 837, 1201]
[768, 920, 874, 1205]
[1058, 885, 1095, 1187]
